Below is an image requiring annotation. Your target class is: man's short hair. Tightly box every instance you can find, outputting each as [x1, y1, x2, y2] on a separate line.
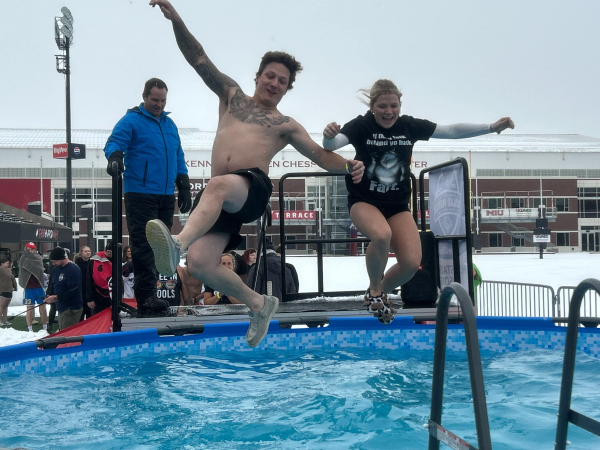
[256, 52, 303, 91]
[143, 78, 168, 97]
[50, 246, 70, 261]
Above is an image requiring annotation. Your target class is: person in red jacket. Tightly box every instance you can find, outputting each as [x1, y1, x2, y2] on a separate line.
[87, 241, 113, 315]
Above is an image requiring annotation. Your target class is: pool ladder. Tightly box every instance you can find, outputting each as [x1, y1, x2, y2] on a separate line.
[428, 282, 492, 450]
[555, 278, 600, 450]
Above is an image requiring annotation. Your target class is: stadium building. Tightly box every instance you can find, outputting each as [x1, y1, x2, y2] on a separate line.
[1, 128, 599, 258]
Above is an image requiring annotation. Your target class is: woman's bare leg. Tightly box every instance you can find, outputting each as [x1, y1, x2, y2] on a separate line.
[381, 211, 422, 293]
[350, 202, 391, 297]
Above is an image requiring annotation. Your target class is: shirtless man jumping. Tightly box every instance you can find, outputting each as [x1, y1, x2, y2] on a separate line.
[146, 0, 365, 347]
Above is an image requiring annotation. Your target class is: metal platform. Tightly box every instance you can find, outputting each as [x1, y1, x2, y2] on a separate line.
[120, 297, 464, 332]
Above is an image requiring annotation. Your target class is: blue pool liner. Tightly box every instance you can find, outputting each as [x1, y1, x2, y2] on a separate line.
[1, 316, 599, 375]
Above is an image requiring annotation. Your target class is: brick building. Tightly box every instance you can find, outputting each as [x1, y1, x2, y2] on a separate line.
[1, 129, 599, 256]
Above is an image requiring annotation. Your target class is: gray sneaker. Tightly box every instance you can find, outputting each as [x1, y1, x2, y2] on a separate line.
[246, 295, 279, 348]
[146, 219, 181, 276]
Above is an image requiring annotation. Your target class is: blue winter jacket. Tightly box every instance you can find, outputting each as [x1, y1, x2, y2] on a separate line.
[104, 104, 188, 195]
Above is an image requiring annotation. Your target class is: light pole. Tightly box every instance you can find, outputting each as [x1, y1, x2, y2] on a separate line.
[54, 6, 74, 235]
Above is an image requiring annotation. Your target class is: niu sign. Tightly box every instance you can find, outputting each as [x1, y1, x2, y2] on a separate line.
[53, 143, 87, 159]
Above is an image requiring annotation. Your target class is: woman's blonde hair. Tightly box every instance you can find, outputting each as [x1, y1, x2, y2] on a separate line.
[360, 79, 402, 108]
[221, 252, 237, 271]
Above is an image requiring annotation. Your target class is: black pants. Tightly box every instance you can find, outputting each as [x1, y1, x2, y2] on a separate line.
[124, 193, 175, 301]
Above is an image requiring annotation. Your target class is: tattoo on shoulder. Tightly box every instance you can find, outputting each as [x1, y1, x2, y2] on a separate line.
[194, 63, 238, 94]
[229, 90, 290, 126]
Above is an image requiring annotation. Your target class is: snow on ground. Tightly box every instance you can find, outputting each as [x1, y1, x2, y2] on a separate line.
[0, 328, 51, 348]
[1, 252, 599, 348]
[290, 251, 600, 293]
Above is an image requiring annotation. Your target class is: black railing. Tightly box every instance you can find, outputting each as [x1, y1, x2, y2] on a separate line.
[110, 161, 123, 332]
[555, 278, 600, 450]
[250, 204, 272, 295]
[277, 171, 418, 301]
[428, 282, 491, 450]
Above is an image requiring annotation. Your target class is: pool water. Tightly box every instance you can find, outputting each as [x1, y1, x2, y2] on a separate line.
[1, 347, 599, 449]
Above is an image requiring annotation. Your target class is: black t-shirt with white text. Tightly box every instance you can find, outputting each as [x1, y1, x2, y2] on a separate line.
[340, 112, 436, 207]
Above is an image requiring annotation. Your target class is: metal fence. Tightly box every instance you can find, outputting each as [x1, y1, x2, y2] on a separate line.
[477, 280, 556, 317]
[477, 280, 600, 319]
[555, 286, 600, 319]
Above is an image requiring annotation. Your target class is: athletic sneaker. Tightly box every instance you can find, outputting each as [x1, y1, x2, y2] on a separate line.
[246, 295, 279, 348]
[146, 219, 182, 277]
[1, 321, 11, 327]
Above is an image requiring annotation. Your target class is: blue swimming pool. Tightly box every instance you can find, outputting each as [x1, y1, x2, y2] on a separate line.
[1, 317, 599, 449]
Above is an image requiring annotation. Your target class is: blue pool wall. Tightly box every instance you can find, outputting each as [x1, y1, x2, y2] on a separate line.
[2, 316, 600, 375]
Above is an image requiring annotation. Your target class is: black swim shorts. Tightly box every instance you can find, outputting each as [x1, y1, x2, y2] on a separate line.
[348, 200, 411, 220]
[191, 167, 273, 250]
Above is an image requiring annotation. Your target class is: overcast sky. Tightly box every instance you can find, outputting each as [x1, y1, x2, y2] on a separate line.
[2, 0, 599, 138]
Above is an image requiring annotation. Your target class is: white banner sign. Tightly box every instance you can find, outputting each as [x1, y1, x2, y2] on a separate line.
[533, 234, 551, 243]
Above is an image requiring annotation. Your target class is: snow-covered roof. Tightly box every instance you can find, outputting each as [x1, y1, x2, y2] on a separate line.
[1, 128, 599, 153]
[0, 128, 214, 151]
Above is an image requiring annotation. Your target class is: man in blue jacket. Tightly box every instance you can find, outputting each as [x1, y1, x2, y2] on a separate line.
[44, 247, 83, 331]
[104, 78, 191, 317]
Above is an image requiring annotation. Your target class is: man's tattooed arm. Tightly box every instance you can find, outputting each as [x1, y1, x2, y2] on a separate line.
[229, 90, 290, 126]
[171, 20, 238, 98]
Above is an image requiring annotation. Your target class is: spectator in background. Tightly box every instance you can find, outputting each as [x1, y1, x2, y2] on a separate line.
[175, 257, 204, 306]
[230, 251, 249, 284]
[123, 245, 132, 263]
[0, 259, 17, 327]
[75, 245, 93, 321]
[204, 254, 243, 305]
[473, 263, 482, 304]
[44, 247, 83, 331]
[247, 242, 296, 302]
[87, 241, 113, 315]
[104, 77, 191, 317]
[18, 242, 48, 332]
[122, 245, 135, 299]
[45, 263, 57, 333]
[275, 245, 299, 294]
[242, 249, 257, 268]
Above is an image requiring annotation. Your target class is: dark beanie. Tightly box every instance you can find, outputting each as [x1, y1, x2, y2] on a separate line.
[50, 247, 70, 261]
[105, 240, 113, 251]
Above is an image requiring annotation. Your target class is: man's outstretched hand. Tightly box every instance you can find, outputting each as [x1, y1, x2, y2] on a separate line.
[347, 159, 365, 184]
[491, 117, 515, 134]
[149, 0, 179, 21]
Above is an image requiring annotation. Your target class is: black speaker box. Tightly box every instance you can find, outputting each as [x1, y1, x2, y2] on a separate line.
[401, 231, 438, 308]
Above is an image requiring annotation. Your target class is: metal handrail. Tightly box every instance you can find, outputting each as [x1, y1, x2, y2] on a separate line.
[110, 161, 123, 332]
[250, 204, 272, 294]
[429, 282, 492, 450]
[555, 278, 600, 450]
